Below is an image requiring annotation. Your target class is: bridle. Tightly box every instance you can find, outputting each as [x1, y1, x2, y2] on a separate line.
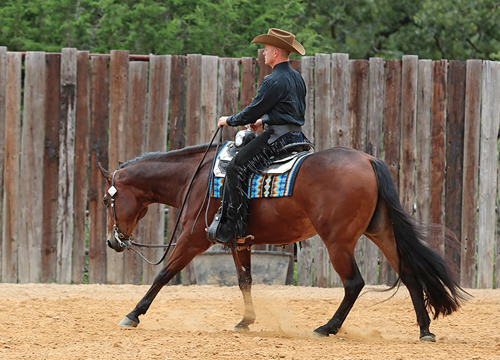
[107, 127, 222, 266]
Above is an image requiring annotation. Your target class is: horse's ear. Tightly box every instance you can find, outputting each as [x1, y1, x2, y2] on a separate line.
[118, 161, 124, 168]
[97, 162, 111, 181]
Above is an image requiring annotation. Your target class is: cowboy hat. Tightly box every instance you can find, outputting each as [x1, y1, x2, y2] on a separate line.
[251, 28, 305, 56]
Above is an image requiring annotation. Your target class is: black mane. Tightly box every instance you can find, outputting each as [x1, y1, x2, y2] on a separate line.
[119, 143, 217, 169]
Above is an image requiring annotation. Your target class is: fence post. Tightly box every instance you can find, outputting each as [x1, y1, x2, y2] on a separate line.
[19, 52, 46, 283]
[2, 52, 22, 283]
[0, 47, 6, 282]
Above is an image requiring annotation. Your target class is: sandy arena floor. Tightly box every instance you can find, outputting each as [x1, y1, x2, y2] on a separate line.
[0, 283, 499, 359]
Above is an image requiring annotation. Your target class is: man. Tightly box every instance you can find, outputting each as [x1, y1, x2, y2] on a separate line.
[207, 28, 308, 245]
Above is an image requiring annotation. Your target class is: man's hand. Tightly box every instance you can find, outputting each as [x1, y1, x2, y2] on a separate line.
[249, 119, 264, 134]
[218, 116, 229, 128]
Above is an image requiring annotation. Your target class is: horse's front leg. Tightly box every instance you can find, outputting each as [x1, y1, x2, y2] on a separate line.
[120, 233, 211, 327]
[231, 248, 255, 331]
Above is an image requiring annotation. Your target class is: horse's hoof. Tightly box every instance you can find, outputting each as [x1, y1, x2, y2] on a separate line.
[312, 330, 329, 338]
[420, 334, 436, 342]
[234, 323, 250, 332]
[119, 317, 139, 328]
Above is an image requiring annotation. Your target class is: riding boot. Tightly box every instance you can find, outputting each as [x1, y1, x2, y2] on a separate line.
[206, 204, 238, 244]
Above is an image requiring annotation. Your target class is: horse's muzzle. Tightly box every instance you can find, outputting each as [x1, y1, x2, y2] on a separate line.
[107, 237, 126, 253]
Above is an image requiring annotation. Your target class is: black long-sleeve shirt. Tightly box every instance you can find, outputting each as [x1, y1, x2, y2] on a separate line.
[226, 61, 306, 127]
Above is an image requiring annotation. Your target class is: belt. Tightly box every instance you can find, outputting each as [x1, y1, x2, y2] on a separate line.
[264, 124, 302, 144]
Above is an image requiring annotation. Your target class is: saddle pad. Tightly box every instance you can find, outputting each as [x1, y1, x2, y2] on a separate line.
[211, 152, 311, 199]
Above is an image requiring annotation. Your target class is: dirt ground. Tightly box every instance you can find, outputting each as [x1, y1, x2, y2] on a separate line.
[0, 283, 499, 360]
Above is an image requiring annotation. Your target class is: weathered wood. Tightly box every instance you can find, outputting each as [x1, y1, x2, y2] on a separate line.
[297, 56, 314, 285]
[142, 55, 171, 285]
[168, 55, 186, 286]
[399, 55, 418, 214]
[73, 51, 91, 284]
[57, 48, 77, 284]
[313, 54, 331, 287]
[445, 60, 466, 271]
[429, 60, 447, 254]
[88, 56, 110, 284]
[19, 52, 46, 283]
[460, 60, 481, 288]
[0, 47, 6, 281]
[240, 57, 255, 110]
[478, 61, 500, 288]
[380, 59, 401, 285]
[349, 60, 368, 150]
[186, 54, 202, 146]
[122, 61, 149, 285]
[107, 50, 130, 284]
[42, 53, 61, 283]
[415, 60, 432, 226]
[2, 52, 22, 283]
[364, 57, 384, 285]
[331, 53, 349, 147]
[218, 58, 239, 141]
[200, 56, 218, 143]
[348, 60, 368, 285]
[301, 56, 315, 143]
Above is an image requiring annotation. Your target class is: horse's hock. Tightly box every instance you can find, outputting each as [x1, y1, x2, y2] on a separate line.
[193, 250, 292, 286]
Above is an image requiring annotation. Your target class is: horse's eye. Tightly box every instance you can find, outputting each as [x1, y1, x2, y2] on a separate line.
[103, 197, 111, 207]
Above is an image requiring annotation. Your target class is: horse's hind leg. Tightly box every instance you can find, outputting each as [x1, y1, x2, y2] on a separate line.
[231, 248, 256, 331]
[313, 243, 365, 337]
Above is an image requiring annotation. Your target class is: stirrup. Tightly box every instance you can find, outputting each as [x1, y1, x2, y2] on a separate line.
[206, 207, 224, 243]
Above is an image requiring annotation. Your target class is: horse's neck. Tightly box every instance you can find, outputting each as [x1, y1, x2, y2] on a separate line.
[132, 150, 211, 208]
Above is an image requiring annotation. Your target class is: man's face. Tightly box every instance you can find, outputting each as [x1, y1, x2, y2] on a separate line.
[263, 44, 277, 67]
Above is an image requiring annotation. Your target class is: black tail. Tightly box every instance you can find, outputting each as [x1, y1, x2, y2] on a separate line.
[370, 158, 468, 319]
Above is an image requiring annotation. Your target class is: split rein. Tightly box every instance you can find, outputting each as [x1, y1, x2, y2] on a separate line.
[108, 128, 223, 266]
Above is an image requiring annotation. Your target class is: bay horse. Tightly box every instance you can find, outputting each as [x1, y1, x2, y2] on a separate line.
[98, 143, 466, 341]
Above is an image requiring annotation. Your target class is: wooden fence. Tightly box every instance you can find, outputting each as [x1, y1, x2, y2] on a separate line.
[0, 47, 499, 289]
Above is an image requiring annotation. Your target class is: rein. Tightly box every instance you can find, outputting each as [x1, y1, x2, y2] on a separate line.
[108, 128, 222, 265]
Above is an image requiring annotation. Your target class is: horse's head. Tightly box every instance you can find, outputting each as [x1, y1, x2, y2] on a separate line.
[98, 163, 149, 253]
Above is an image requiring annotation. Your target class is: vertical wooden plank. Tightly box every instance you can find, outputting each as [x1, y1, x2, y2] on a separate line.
[2, 52, 22, 283]
[19, 52, 46, 283]
[300, 56, 315, 143]
[42, 53, 61, 283]
[167, 55, 186, 285]
[185, 54, 201, 285]
[399, 55, 418, 214]
[107, 50, 130, 284]
[460, 60, 481, 288]
[331, 54, 349, 147]
[240, 57, 256, 110]
[478, 61, 500, 288]
[57, 48, 77, 284]
[364, 57, 384, 285]
[415, 60, 433, 226]
[142, 55, 171, 285]
[122, 61, 149, 285]
[88, 56, 110, 284]
[73, 51, 91, 284]
[445, 60, 466, 272]
[348, 60, 368, 151]
[348, 59, 368, 285]
[218, 58, 239, 141]
[296, 56, 314, 286]
[186, 54, 202, 145]
[429, 60, 447, 253]
[380, 60, 401, 285]
[313, 54, 331, 288]
[0, 47, 6, 281]
[200, 56, 218, 143]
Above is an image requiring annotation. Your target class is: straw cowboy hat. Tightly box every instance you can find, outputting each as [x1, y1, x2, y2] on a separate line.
[251, 28, 305, 56]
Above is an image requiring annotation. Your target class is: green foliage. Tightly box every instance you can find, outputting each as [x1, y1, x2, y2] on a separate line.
[0, 0, 498, 59]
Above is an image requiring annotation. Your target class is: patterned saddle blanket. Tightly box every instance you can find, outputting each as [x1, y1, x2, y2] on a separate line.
[211, 139, 312, 199]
